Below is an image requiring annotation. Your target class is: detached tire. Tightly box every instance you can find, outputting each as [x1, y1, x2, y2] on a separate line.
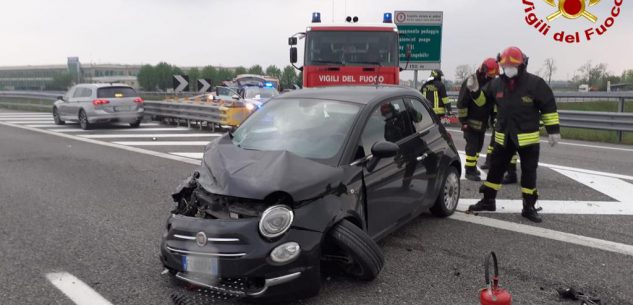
[327, 219, 384, 281]
[430, 166, 460, 217]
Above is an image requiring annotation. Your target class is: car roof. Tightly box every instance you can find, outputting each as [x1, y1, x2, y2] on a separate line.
[75, 83, 133, 89]
[277, 85, 422, 105]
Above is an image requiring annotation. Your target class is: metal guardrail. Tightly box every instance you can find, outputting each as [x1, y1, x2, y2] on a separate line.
[559, 110, 633, 132]
[144, 100, 250, 127]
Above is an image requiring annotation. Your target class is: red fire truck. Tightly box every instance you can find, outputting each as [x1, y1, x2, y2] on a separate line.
[289, 12, 407, 88]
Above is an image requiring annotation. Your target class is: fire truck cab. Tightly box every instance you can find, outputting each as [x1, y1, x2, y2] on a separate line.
[290, 13, 403, 88]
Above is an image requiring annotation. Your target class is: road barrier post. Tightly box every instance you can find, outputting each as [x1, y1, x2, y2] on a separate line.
[617, 97, 625, 143]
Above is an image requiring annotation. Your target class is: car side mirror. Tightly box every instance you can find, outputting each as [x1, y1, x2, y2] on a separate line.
[290, 47, 298, 64]
[371, 141, 399, 159]
[288, 37, 297, 46]
[57, 96, 64, 101]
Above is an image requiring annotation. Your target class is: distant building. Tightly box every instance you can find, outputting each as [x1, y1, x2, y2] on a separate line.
[0, 57, 142, 90]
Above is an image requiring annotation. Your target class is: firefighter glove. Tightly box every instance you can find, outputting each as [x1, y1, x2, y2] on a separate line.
[548, 133, 561, 147]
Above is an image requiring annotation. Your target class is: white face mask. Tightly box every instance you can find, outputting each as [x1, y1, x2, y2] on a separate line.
[503, 66, 519, 78]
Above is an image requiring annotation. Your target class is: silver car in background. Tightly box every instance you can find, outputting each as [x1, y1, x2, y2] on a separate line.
[53, 83, 144, 130]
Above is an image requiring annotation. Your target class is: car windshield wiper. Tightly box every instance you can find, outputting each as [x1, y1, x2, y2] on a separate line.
[347, 61, 383, 66]
[311, 60, 344, 65]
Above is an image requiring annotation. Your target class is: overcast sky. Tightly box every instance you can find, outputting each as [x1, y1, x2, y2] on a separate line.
[1, 0, 631, 81]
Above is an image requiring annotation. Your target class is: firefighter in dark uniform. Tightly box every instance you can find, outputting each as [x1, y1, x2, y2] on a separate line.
[468, 47, 561, 223]
[457, 58, 499, 181]
[421, 70, 451, 119]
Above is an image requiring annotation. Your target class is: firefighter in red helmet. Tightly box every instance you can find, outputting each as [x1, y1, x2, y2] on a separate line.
[468, 47, 561, 223]
[457, 58, 499, 181]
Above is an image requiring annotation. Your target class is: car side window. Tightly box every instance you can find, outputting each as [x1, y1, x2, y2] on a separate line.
[64, 87, 76, 101]
[405, 97, 435, 132]
[72, 88, 84, 98]
[82, 88, 93, 98]
[357, 98, 413, 159]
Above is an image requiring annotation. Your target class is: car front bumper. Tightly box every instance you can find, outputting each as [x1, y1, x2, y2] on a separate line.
[160, 214, 322, 299]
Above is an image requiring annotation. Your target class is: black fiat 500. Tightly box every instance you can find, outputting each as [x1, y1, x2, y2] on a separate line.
[160, 85, 461, 301]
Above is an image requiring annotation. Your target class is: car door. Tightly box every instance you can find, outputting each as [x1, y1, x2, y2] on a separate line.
[360, 98, 420, 240]
[404, 97, 446, 209]
[66, 87, 86, 118]
[58, 86, 76, 118]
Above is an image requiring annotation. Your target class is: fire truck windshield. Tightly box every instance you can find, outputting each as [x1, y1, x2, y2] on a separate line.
[306, 31, 398, 67]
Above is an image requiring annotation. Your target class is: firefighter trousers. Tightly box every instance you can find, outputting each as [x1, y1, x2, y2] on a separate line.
[488, 130, 518, 171]
[482, 139, 540, 198]
[464, 130, 485, 169]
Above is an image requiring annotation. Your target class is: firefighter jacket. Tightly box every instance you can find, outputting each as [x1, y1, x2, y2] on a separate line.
[421, 78, 450, 115]
[457, 75, 495, 132]
[483, 72, 560, 147]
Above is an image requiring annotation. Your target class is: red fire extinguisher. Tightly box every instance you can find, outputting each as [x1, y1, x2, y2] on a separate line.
[480, 252, 512, 305]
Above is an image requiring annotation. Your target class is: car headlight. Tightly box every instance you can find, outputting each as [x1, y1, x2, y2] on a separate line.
[245, 103, 256, 111]
[259, 205, 294, 238]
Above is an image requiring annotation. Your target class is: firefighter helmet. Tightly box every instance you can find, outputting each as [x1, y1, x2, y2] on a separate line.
[497, 47, 529, 68]
[480, 58, 500, 78]
[430, 69, 444, 79]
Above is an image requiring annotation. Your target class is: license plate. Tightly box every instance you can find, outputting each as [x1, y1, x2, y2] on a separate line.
[114, 106, 132, 112]
[182, 256, 218, 275]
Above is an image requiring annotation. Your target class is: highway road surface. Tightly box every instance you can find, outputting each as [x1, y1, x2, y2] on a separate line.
[1, 110, 632, 305]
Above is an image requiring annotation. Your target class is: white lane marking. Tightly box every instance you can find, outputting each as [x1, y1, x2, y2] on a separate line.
[447, 128, 633, 153]
[458, 152, 487, 180]
[170, 152, 204, 159]
[114, 141, 210, 146]
[0, 115, 51, 119]
[26, 124, 75, 128]
[47, 129, 87, 132]
[80, 133, 222, 139]
[53, 127, 191, 133]
[458, 199, 633, 215]
[3, 120, 55, 124]
[457, 150, 633, 182]
[0, 112, 50, 116]
[450, 212, 633, 257]
[46, 272, 113, 305]
[551, 169, 633, 203]
[0, 122, 201, 165]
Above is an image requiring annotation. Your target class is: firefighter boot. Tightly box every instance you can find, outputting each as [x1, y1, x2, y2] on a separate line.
[468, 185, 496, 212]
[465, 167, 481, 181]
[501, 168, 518, 184]
[521, 193, 542, 223]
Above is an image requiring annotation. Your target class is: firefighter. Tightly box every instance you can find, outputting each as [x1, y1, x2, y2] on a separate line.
[421, 70, 451, 119]
[457, 58, 499, 181]
[468, 47, 561, 223]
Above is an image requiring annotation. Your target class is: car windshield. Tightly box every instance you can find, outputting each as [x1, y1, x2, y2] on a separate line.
[244, 87, 279, 99]
[306, 31, 399, 67]
[97, 87, 137, 98]
[232, 98, 361, 165]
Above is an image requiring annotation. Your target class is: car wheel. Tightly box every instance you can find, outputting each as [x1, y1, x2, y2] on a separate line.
[326, 219, 384, 281]
[430, 166, 460, 217]
[53, 107, 65, 125]
[79, 110, 91, 130]
[129, 120, 141, 128]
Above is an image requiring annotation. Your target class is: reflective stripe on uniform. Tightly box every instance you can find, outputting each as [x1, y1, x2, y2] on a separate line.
[494, 132, 505, 145]
[442, 97, 450, 104]
[474, 91, 486, 107]
[541, 112, 560, 126]
[517, 131, 540, 146]
[458, 108, 468, 118]
[467, 119, 483, 130]
[465, 154, 478, 167]
[487, 145, 494, 153]
[433, 107, 446, 115]
[510, 154, 518, 164]
[521, 187, 537, 195]
[434, 91, 439, 110]
[484, 181, 502, 191]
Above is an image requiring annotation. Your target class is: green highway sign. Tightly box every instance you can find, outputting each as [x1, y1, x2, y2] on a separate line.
[395, 11, 443, 70]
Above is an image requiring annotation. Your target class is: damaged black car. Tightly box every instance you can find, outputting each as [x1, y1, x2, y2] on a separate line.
[160, 85, 461, 301]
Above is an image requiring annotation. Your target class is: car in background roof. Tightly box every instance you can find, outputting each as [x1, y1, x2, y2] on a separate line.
[52, 83, 144, 130]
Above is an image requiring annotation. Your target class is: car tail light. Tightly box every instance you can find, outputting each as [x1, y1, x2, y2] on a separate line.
[92, 99, 110, 105]
[134, 97, 144, 104]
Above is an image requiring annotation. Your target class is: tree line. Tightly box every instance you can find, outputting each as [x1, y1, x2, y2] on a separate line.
[453, 59, 633, 91]
[137, 62, 302, 91]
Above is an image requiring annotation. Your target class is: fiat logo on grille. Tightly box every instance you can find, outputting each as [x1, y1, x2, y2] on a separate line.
[195, 232, 207, 247]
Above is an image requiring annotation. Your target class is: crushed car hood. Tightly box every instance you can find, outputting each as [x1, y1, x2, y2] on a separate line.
[194, 136, 345, 202]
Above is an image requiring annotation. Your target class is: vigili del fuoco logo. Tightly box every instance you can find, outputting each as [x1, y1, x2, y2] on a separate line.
[522, 0, 623, 43]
